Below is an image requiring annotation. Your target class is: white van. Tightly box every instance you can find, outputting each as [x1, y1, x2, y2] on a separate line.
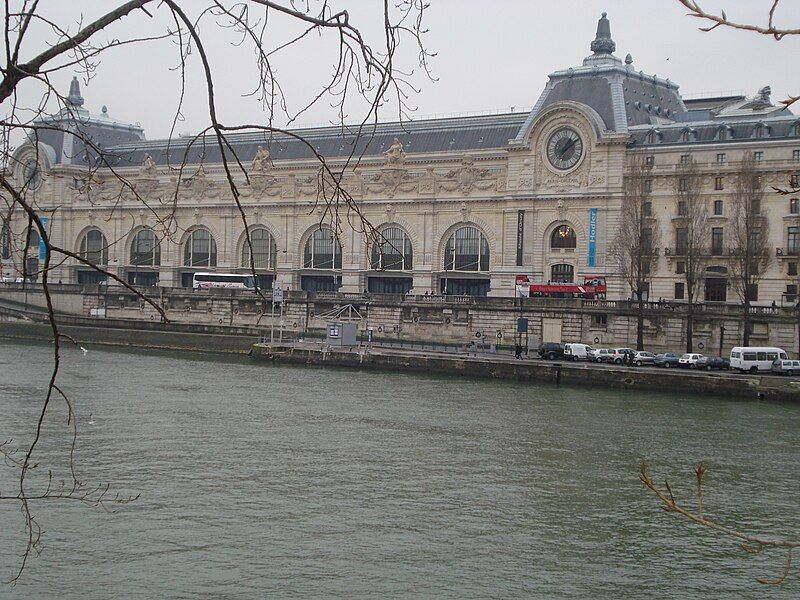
[564, 343, 593, 361]
[730, 346, 788, 373]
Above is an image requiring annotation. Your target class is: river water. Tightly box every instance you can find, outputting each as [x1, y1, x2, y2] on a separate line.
[0, 339, 799, 598]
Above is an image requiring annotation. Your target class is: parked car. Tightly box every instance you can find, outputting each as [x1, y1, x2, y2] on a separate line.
[607, 348, 636, 365]
[632, 351, 656, 367]
[538, 342, 565, 360]
[564, 343, 593, 361]
[588, 348, 613, 363]
[654, 353, 680, 368]
[696, 356, 730, 371]
[771, 358, 800, 376]
[678, 353, 704, 368]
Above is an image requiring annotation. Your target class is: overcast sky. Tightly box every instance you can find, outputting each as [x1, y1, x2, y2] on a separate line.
[14, 1, 800, 140]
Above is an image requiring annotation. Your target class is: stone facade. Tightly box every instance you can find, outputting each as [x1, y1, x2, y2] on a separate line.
[2, 14, 799, 307]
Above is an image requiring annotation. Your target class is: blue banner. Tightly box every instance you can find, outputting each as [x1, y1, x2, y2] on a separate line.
[38, 217, 48, 260]
[587, 208, 597, 267]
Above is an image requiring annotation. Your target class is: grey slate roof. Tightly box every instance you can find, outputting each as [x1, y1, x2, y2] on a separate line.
[102, 112, 530, 168]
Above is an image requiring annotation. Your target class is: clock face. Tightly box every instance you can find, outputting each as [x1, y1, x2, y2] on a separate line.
[546, 127, 583, 170]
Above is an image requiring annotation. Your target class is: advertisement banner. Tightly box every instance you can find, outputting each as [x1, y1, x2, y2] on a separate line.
[516, 210, 524, 266]
[38, 217, 48, 260]
[587, 208, 597, 267]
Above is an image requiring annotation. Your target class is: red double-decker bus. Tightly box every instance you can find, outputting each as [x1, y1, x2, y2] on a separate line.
[516, 275, 607, 299]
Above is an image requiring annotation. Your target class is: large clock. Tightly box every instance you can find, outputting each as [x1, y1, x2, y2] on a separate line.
[546, 127, 583, 171]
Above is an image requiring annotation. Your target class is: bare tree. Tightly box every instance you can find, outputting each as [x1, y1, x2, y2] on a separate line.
[674, 157, 710, 353]
[613, 153, 660, 350]
[641, 462, 800, 585]
[0, 0, 432, 583]
[677, 0, 797, 108]
[728, 153, 771, 346]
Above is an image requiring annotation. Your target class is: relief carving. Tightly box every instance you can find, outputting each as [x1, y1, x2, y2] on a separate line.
[439, 155, 497, 194]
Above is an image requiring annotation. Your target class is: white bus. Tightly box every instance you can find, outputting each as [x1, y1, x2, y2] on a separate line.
[192, 272, 257, 290]
[730, 346, 788, 373]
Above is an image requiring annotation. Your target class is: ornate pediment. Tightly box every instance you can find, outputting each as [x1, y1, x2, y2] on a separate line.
[366, 166, 416, 198]
[439, 156, 502, 194]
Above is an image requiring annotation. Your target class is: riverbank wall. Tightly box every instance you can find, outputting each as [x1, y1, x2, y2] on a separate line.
[0, 312, 263, 353]
[2, 283, 799, 356]
[250, 343, 800, 403]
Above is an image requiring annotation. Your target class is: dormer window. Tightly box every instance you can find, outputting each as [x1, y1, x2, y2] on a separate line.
[645, 129, 661, 145]
[680, 128, 695, 143]
[716, 125, 732, 141]
[753, 123, 769, 139]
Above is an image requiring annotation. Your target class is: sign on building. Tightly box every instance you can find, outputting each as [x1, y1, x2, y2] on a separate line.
[587, 208, 597, 267]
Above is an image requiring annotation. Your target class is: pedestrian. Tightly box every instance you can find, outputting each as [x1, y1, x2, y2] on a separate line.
[514, 343, 522, 359]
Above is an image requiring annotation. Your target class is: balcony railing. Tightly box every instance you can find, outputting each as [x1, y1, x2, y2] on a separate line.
[776, 247, 800, 257]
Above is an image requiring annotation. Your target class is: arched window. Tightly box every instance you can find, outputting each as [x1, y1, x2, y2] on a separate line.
[303, 228, 341, 269]
[183, 228, 217, 267]
[550, 224, 577, 249]
[26, 227, 39, 250]
[241, 228, 276, 269]
[753, 123, 769, 139]
[79, 229, 108, 265]
[551, 263, 574, 283]
[443, 226, 489, 271]
[371, 227, 413, 270]
[130, 229, 160, 266]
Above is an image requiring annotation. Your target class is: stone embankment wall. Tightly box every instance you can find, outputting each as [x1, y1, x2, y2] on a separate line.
[1, 283, 798, 355]
[250, 344, 800, 403]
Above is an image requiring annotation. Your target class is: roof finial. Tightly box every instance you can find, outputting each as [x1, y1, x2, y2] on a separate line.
[66, 76, 84, 107]
[590, 12, 616, 55]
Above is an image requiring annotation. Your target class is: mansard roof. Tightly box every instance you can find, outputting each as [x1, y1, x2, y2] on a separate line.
[101, 111, 529, 169]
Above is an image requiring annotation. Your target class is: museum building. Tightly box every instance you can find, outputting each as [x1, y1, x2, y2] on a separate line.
[4, 13, 800, 303]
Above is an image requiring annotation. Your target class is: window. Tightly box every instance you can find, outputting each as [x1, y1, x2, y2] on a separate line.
[790, 262, 799, 277]
[714, 177, 723, 190]
[677, 200, 687, 216]
[371, 227, 413, 270]
[645, 155, 654, 166]
[593, 314, 607, 327]
[714, 199, 723, 215]
[676, 227, 688, 254]
[747, 283, 759, 302]
[749, 227, 762, 247]
[754, 151, 763, 162]
[26, 227, 39, 250]
[444, 225, 489, 271]
[642, 228, 653, 254]
[678, 178, 688, 192]
[644, 179, 653, 193]
[676, 261, 686, 275]
[789, 226, 800, 255]
[674, 282, 685, 300]
[679, 154, 689, 165]
[550, 263, 574, 283]
[550, 224, 577, 249]
[717, 127, 729, 141]
[643, 201, 652, 217]
[241, 228, 276, 269]
[1, 223, 10, 260]
[129, 229, 160, 266]
[183, 228, 217, 267]
[791, 198, 799, 214]
[794, 149, 800, 162]
[751, 198, 761, 215]
[791, 174, 799, 188]
[711, 227, 724, 255]
[787, 284, 798, 303]
[304, 228, 342, 269]
[716, 153, 726, 164]
[79, 229, 108, 265]
[754, 125, 766, 139]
